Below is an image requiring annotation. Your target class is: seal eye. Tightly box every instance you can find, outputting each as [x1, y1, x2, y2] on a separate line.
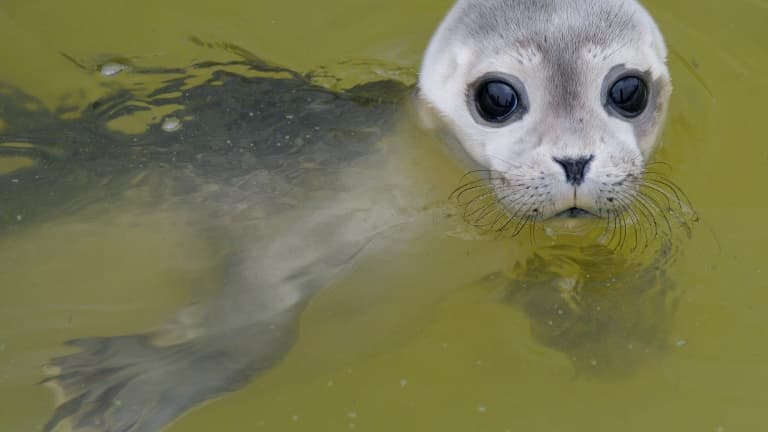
[475, 80, 519, 122]
[608, 76, 648, 118]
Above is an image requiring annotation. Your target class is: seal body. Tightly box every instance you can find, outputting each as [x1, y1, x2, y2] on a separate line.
[0, 1, 682, 431]
[2, 63, 417, 432]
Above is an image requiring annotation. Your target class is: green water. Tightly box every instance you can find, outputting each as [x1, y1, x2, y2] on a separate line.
[1, 0, 767, 431]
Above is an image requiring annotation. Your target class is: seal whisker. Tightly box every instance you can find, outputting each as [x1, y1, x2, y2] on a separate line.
[453, 183, 498, 203]
[508, 201, 538, 237]
[615, 189, 658, 243]
[606, 210, 621, 248]
[644, 160, 673, 169]
[471, 202, 505, 226]
[611, 193, 645, 251]
[475, 212, 503, 229]
[638, 171, 690, 199]
[633, 189, 674, 235]
[641, 174, 695, 214]
[528, 215, 538, 246]
[625, 176, 675, 210]
[509, 213, 530, 237]
[464, 197, 498, 221]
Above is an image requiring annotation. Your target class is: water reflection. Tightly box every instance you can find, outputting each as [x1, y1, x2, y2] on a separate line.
[490, 240, 681, 377]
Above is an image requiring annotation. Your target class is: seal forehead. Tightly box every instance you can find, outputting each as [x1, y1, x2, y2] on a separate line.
[451, 0, 642, 51]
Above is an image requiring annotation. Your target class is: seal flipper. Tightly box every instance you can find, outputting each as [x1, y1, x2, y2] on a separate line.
[43, 322, 296, 432]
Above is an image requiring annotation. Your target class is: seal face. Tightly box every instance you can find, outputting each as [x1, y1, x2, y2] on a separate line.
[418, 0, 672, 222]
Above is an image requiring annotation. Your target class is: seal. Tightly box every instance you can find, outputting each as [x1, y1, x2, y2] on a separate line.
[0, 0, 685, 431]
[418, 0, 673, 230]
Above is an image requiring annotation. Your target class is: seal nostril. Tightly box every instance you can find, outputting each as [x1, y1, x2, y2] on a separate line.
[553, 155, 594, 186]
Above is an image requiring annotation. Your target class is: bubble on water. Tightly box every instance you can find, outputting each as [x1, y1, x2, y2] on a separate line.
[16, 214, 23, 222]
[161, 116, 182, 132]
[675, 339, 688, 347]
[477, 404, 488, 413]
[99, 62, 128, 77]
[291, 415, 299, 422]
[399, 379, 408, 389]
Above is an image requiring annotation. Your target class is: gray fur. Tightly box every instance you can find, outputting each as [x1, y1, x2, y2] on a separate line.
[452, 0, 641, 50]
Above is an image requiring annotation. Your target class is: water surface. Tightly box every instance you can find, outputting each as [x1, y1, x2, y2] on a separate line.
[1, 0, 767, 431]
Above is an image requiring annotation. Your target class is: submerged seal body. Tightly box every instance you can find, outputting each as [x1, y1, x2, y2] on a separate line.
[0, 0, 685, 430]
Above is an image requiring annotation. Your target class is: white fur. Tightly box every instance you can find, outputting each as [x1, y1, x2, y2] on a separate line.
[418, 0, 671, 220]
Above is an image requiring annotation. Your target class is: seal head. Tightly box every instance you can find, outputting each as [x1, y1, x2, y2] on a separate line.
[419, 0, 671, 221]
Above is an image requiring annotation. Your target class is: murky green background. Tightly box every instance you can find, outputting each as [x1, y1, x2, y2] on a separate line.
[1, 0, 767, 431]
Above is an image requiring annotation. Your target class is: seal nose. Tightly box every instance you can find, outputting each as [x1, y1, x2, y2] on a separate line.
[553, 155, 594, 186]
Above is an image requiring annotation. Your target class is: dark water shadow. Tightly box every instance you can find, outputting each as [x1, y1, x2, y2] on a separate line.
[487, 242, 682, 378]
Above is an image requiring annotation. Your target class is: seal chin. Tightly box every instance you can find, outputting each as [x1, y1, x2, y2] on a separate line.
[551, 207, 599, 219]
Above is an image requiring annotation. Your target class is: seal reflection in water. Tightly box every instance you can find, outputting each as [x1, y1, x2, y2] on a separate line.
[0, 0, 694, 430]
